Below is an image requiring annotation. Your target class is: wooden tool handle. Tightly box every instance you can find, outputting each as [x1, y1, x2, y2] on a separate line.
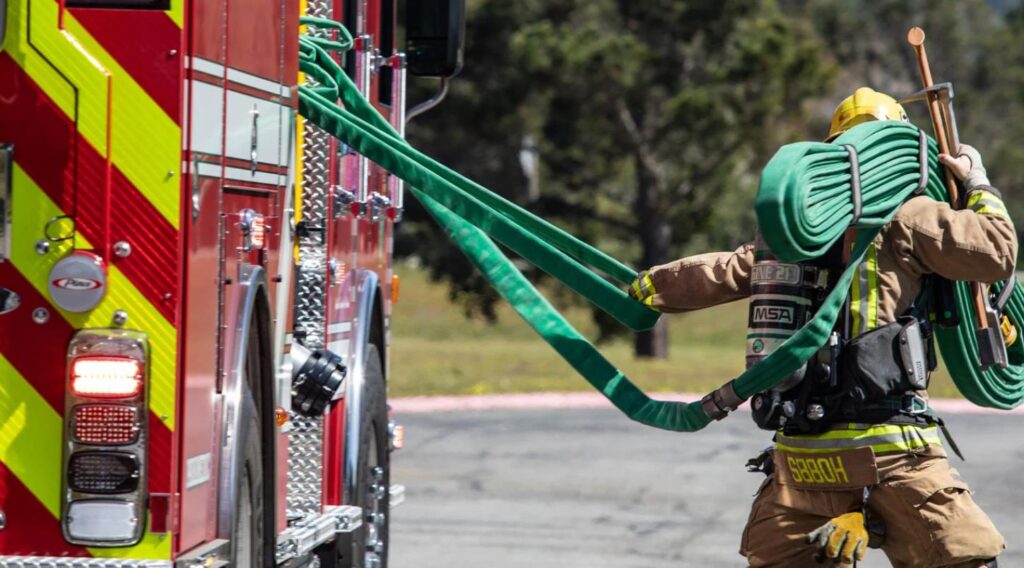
[907, 27, 988, 329]
[907, 27, 960, 205]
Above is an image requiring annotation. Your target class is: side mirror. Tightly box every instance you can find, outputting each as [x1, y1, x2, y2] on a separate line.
[405, 0, 466, 78]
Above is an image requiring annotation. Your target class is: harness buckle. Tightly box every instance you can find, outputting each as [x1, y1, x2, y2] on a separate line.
[904, 392, 928, 415]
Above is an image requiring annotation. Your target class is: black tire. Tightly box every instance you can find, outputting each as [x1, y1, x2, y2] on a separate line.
[232, 390, 266, 567]
[323, 344, 390, 568]
[231, 318, 272, 567]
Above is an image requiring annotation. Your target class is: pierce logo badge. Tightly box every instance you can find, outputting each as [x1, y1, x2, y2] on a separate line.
[48, 251, 108, 313]
[53, 277, 103, 291]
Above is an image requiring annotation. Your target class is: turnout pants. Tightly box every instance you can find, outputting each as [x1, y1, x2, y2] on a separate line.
[740, 445, 1004, 567]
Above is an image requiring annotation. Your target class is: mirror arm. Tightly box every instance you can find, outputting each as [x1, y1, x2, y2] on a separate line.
[405, 77, 450, 124]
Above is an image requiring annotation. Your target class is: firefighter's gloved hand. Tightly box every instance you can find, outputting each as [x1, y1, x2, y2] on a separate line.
[938, 144, 990, 189]
[807, 512, 868, 564]
[629, 271, 659, 311]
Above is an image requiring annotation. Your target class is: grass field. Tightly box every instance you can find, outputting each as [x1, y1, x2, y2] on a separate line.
[388, 263, 960, 399]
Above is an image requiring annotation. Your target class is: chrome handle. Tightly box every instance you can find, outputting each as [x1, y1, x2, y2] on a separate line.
[389, 54, 407, 221]
[249, 104, 260, 174]
[191, 155, 201, 221]
[354, 35, 374, 214]
[0, 144, 11, 262]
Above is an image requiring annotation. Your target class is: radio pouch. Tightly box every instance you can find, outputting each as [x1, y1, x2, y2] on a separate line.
[841, 316, 930, 402]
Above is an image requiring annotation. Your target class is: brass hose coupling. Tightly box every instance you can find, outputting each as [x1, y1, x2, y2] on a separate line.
[701, 379, 745, 421]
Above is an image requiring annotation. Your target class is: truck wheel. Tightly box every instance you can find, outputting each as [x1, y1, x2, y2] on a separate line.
[232, 321, 269, 566]
[341, 344, 391, 568]
[232, 390, 266, 567]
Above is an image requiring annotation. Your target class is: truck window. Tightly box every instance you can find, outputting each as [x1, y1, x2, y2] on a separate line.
[66, 0, 170, 8]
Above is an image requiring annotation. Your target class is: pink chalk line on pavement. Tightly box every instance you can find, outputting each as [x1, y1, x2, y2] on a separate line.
[390, 391, 1024, 416]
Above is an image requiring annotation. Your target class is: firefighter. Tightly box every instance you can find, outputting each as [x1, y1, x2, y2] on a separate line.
[630, 87, 1015, 567]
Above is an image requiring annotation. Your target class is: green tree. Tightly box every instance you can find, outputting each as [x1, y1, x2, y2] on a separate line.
[509, 0, 834, 356]
[796, 0, 1024, 232]
[402, 0, 835, 357]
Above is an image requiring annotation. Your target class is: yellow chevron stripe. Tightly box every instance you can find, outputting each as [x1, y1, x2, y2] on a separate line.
[5, 0, 182, 228]
[89, 526, 172, 559]
[0, 356, 172, 559]
[167, 0, 184, 28]
[9, 164, 177, 431]
[0, 354, 64, 517]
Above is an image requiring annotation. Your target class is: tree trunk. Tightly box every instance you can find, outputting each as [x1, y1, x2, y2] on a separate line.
[633, 153, 672, 359]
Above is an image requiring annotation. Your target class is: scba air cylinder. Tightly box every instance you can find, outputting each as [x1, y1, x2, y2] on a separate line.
[745, 231, 823, 391]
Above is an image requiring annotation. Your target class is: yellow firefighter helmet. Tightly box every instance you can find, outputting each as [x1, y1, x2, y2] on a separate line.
[828, 87, 909, 140]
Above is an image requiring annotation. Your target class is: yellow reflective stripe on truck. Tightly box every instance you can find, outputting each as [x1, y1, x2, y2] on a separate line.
[0, 355, 172, 559]
[6, 0, 182, 228]
[0, 354, 64, 518]
[9, 165, 177, 430]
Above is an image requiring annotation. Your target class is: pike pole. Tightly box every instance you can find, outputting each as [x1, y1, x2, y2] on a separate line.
[906, 26, 1009, 369]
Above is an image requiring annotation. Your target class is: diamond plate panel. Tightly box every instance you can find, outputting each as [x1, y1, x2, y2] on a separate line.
[286, 413, 325, 518]
[287, 0, 334, 521]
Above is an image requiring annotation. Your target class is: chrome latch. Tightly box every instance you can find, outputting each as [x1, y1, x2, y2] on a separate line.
[333, 185, 357, 217]
[369, 192, 391, 223]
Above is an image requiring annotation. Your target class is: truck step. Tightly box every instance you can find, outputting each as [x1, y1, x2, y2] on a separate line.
[389, 484, 406, 509]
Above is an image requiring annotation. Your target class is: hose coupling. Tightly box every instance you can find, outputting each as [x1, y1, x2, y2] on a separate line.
[701, 380, 745, 421]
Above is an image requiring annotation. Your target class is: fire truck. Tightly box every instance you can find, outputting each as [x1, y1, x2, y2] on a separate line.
[0, 0, 464, 565]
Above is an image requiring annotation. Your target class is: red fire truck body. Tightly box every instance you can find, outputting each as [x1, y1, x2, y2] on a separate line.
[0, 0, 447, 564]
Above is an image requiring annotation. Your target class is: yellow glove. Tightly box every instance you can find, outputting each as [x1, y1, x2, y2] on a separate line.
[1001, 314, 1018, 347]
[807, 512, 868, 564]
[629, 271, 659, 310]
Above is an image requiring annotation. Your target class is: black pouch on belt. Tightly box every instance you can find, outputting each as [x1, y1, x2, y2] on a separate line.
[841, 316, 930, 402]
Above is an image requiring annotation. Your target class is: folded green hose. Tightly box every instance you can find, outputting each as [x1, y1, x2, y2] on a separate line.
[298, 34, 655, 332]
[417, 191, 713, 430]
[299, 29, 639, 287]
[757, 120, 1024, 409]
[296, 20, 1023, 433]
[756, 124, 939, 261]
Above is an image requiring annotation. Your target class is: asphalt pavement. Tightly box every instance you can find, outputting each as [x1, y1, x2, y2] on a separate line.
[390, 406, 1024, 568]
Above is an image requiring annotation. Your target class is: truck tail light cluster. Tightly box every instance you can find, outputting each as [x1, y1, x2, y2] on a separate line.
[63, 329, 150, 547]
[71, 357, 143, 398]
[72, 404, 140, 445]
[68, 452, 141, 494]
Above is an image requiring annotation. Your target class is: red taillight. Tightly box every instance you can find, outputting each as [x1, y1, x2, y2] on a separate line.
[73, 405, 140, 445]
[63, 329, 149, 547]
[71, 357, 142, 398]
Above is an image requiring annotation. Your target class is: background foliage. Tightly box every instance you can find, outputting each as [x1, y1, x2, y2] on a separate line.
[396, 0, 1024, 359]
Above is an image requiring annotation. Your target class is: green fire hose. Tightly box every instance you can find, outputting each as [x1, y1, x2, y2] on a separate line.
[756, 122, 1024, 409]
[296, 19, 1024, 431]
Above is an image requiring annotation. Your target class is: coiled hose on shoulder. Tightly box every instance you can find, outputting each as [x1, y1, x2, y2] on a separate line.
[296, 19, 1024, 432]
[756, 121, 1024, 410]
